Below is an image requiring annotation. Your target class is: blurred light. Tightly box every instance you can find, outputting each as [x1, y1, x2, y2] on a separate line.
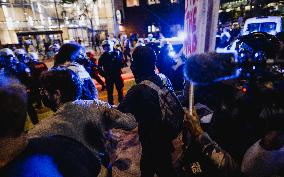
[148, 26, 151, 33]
[65, 17, 69, 25]
[119, 25, 125, 31]
[226, 8, 232, 12]
[2, 5, 9, 17]
[245, 6, 251, 10]
[98, 0, 103, 8]
[48, 17, 52, 26]
[213, 68, 242, 83]
[28, 16, 34, 26]
[169, 51, 176, 57]
[40, 14, 45, 25]
[236, 68, 242, 76]
[242, 87, 247, 93]
[94, 4, 100, 26]
[6, 17, 13, 30]
[37, 2, 42, 13]
[152, 25, 156, 32]
[177, 32, 186, 41]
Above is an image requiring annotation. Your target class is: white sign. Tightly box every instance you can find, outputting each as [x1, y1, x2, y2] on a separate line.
[184, 0, 220, 56]
[184, 0, 220, 114]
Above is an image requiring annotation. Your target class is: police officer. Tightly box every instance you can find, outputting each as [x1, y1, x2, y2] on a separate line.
[26, 52, 48, 109]
[75, 50, 106, 91]
[98, 40, 124, 105]
[85, 51, 106, 91]
[0, 48, 39, 124]
[0, 48, 16, 69]
[47, 43, 60, 59]
[14, 48, 29, 64]
[122, 35, 131, 65]
[1, 48, 31, 86]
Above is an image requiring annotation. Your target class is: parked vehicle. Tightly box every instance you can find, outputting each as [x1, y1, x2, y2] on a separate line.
[242, 16, 283, 35]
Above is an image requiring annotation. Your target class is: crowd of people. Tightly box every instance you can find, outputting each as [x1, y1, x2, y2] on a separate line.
[0, 35, 284, 177]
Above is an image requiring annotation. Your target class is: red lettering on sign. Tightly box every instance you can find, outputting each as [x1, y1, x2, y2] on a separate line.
[184, 0, 198, 55]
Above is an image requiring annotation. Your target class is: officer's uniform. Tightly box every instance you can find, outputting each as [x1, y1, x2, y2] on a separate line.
[0, 48, 39, 124]
[98, 41, 124, 105]
[27, 57, 48, 109]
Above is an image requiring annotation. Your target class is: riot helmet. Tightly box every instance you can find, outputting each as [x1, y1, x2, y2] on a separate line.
[14, 49, 29, 63]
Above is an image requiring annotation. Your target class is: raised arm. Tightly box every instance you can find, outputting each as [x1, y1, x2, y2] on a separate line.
[91, 99, 137, 131]
[104, 107, 137, 131]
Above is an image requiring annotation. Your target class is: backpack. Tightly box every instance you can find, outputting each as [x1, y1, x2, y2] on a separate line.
[140, 79, 184, 140]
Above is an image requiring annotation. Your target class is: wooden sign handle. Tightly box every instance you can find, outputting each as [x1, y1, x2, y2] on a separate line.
[188, 82, 194, 116]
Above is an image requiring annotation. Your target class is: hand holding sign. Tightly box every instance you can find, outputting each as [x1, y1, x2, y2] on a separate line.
[184, 108, 204, 138]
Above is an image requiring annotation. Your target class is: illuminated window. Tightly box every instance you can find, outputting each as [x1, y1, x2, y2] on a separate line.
[148, 26, 151, 33]
[126, 0, 139, 7]
[171, 0, 178, 3]
[151, 25, 156, 32]
[148, 25, 159, 32]
[148, 0, 160, 5]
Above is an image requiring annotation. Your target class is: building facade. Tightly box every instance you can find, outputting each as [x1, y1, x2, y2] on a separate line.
[219, 0, 284, 24]
[123, 0, 185, 38]
[0, 0, 121, 46]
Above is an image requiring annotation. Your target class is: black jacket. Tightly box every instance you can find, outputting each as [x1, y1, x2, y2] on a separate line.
[118, 74, 174, 151]
[98, 51, 123, 78]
